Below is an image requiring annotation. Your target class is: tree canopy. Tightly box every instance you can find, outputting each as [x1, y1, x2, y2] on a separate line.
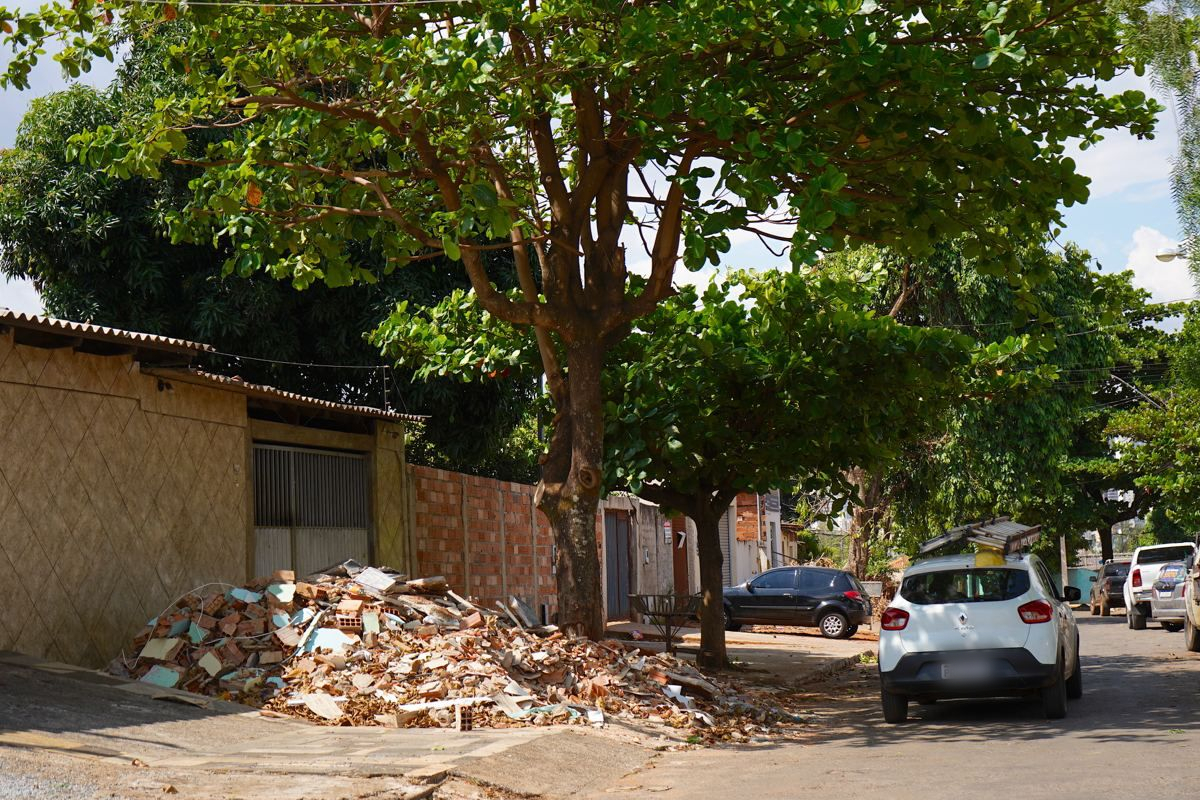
[0, 0, 1161, 635]
[0, 48, 539, 480]
[1110, 304, 1200, 530]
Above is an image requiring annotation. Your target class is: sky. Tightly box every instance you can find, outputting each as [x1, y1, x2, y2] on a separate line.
[0, 17, 1194, 317]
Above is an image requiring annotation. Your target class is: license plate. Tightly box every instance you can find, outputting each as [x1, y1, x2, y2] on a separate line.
[940, 661, 991, 681]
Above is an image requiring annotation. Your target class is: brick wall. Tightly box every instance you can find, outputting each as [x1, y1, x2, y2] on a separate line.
[409, 465, 556, 619]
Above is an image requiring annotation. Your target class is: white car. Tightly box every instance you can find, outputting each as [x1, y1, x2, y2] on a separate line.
[1122, 543, 1198, 630]
[878, 552, 1081, 723]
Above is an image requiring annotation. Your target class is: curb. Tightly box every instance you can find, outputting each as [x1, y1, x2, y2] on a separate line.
[795, 649, 876, 685]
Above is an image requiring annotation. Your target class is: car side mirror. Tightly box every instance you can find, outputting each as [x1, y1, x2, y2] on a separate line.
[1089, 576, 1098, 582]
[1062, 586, 1081, 602]
[745, 583, 755, 593]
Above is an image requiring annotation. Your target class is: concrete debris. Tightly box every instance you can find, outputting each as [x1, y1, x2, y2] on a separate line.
[109, 562, 773, 736]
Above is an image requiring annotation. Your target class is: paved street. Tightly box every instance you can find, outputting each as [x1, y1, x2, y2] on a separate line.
[595, 612, 1200, 799]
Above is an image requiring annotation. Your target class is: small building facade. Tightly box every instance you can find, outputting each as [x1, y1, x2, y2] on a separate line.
[0, 311, 419, 667]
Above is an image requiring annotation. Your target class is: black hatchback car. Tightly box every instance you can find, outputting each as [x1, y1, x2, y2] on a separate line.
[722, 566, 871, 639]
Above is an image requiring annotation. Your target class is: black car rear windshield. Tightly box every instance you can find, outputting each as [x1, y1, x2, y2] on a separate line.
[900, 568, 1031, 605]
[1137, 546, 1195, 565]
[1104, 563, 1130, 577]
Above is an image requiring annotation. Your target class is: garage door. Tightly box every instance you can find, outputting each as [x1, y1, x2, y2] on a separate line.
[253, 443, 371, 577]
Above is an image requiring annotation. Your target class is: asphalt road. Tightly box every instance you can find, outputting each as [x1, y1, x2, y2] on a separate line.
[598, 611, 1200, 799]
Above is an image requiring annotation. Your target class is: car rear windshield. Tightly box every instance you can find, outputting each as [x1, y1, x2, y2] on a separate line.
[900, 568, 1031, 605]
[1137, 546, 1195, 565]
[1104, 563, 1130, 577]
[1157, 563, 1188, 582]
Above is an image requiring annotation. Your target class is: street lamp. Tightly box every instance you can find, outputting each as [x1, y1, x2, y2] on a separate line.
[1156, 245, 1187, 262]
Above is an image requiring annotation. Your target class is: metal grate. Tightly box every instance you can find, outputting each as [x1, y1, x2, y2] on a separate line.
[252, 443, 370, 576]
[719, 512, 731, 587]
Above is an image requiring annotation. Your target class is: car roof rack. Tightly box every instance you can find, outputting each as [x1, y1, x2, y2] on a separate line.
[918, 516, 1042, 556]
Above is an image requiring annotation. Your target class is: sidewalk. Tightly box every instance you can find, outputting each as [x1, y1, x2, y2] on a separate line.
[606, 622, 877, 686]
[0, 624, 876, 800]
[0, 651, 559, 799]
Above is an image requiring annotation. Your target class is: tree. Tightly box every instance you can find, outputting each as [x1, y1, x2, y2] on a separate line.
[378, 269, 972, 665]
[606, 271, 971, 666]
[820, 239, 1140, 574]
[1, 0, 1158, 637]
[0, 57, 538, 481]
[1110, 304, 1200, 529]
[1114, 1, 1200, 255]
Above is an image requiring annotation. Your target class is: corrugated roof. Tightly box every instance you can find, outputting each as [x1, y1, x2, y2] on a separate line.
[144, 367, 426, 423]
[0, 308, 212, 356]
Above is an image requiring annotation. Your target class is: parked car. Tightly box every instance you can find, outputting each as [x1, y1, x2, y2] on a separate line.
[1088, 561, 1129, 616]
[722, 566, 871, 639]
[1149, 560, 1191, 632]
[1184, 556, 1200, 652]
[1124, 543, 1198, 630]
[878, 552, 1081, 723]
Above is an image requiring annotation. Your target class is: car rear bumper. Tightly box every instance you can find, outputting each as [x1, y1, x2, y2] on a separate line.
[879, 647, 1057, 698]
[1151, 602, 1186, 621]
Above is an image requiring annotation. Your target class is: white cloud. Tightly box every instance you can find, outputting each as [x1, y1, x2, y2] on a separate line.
[1071, 132, 1174, 200]
[1124, 225, 1195, 302]
[0, 275, 43, 314]
[1068, 71, 1177, 201]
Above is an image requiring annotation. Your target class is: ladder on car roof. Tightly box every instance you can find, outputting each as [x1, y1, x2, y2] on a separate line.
[918, 516, 1042, 556]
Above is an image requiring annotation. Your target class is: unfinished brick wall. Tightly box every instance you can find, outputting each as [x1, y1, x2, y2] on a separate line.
[409, 465, 556, 620]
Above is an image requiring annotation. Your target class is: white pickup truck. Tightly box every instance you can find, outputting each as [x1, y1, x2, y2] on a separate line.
[1124, 542, 1198, 630]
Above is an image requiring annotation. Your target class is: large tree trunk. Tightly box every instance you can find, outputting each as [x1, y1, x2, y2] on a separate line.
[536, 342, 605, 640]
[693, 508, 728, 669]
[1098, 521, 1114, 563]
[847, 467, 885, 580]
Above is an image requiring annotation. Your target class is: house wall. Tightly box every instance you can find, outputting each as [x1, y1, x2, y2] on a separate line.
[0, 331, 249, 667]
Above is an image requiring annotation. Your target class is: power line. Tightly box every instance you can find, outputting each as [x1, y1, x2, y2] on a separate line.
[208, 349, 387, 370]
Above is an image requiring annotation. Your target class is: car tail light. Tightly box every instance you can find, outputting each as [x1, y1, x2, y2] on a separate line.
[881, 607, 909, 630]
[1132, 569, 1142, 588]
[843, 590, 862, 601]
[1018, 600, 1053, 624]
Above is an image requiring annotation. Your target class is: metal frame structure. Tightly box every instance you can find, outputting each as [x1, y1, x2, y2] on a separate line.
[919, 516, 1042, 557]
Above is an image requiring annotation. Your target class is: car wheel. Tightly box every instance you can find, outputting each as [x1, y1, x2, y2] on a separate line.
[1162, 622, 1184, 633]
[1185, 616, 1200, 653]
[1066, 646, 1082, 700]
[845, 624, 859, 638]
[881, 688, 908, 724]
[1041, 658, 1068, 720]
[818, 611, 849, 639]
[723, 605, 741, 632]
[1130, 608, 1147, 630]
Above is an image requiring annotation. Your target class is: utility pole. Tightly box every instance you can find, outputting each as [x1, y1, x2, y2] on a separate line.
[1059, 535, 1070, 595]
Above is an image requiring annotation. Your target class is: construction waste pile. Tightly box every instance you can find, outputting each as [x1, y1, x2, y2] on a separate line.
[110, 562, 776, 735]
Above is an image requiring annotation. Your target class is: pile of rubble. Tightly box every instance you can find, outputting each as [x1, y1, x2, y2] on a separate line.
[111, 562, 771, 734]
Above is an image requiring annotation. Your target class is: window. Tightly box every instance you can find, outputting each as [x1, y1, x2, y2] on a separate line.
[1158, 563, 1188, 583]
[900, 569, 1031, 605]
[798, 569, 839, 593]
[751, 569, 797, 590]
[1138, 545, 1195, 565]
[1024, 560, 1057, 598]
[1104, 563, 1130, 577]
